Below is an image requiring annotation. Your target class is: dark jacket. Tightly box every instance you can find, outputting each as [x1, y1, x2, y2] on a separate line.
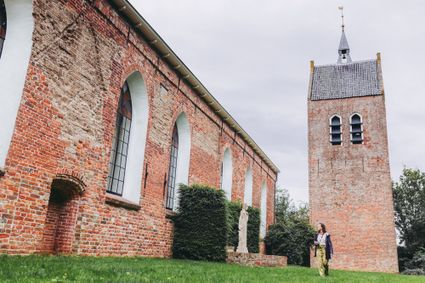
[313, 233, 334, 260]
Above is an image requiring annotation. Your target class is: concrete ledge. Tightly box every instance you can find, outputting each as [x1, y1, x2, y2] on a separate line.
[105, 193, 141, 211]
[227, 252, 287, 268]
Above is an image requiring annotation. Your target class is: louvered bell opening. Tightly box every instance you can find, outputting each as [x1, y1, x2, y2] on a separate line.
[331, 125, 341, 134]
[331, 133, 342, 145]
[351, 124, 363, 144]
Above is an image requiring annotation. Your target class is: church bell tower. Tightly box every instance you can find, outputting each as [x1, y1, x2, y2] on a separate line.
[307, 8, 398, 273]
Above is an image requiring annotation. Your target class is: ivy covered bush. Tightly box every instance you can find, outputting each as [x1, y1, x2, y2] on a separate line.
[226, 201, 260, 253]
[172, 184, 228, 262]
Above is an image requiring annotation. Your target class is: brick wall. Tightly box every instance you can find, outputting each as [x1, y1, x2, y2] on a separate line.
[0, 0, 277, 256]
[308, 93, 398, 272]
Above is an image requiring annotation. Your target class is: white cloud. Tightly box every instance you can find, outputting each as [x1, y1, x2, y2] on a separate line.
[130, 0, 425, 202]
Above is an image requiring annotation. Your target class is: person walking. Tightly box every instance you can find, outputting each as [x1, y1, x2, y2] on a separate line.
[314, 223, 333, 277]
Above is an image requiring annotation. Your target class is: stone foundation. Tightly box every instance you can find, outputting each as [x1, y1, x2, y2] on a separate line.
[227, 252, 287, 268]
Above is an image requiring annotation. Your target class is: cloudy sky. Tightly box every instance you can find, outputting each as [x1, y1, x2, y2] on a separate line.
[129, 0, 425, 204]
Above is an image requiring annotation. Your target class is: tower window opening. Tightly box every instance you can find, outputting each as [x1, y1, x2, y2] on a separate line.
[350, 114, 363, 144]
[330, 115, 342, 145]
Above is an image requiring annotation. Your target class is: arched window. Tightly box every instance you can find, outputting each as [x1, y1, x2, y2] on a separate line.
[166, 113, 191, 211]
[166, 125, 179, 209]
[0, 0, 34, 170]
[0, 0, 6, 58]
[107, 82, 132, 196]
[106, 71, 149, 202]
[330, 115, 342, 145]
[350, 114, 363, 144]
[220, 148, 233, 200]
[243, 168, 253, 206]
[260, 182, 268, 238]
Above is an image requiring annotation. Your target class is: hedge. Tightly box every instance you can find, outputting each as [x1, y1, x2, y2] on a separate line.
[247, 206, 260, 253]
[226, 201, 260, 253]
[172, 184, 228, 262]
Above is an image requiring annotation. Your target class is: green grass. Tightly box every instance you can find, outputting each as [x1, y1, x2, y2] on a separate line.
[0, 255, 423, 283]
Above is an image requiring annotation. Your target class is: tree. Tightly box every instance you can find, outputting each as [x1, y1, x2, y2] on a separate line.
[393, 168, 425, 272]
[264, 188, 315, 266]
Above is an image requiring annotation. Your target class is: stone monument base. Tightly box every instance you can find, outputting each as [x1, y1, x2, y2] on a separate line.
[227, 252, 287, 268]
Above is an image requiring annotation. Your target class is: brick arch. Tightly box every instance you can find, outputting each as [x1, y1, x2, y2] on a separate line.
[53, 173, 86, 195]
[40, 174, 85, 254]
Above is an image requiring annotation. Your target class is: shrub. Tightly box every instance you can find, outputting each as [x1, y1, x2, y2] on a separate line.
[247, 206, 260, 253]
[264, 221, 316, 266]
[226, 201, 242, 249]
[225, 201, 260, 253]
[172, 184, 228, 262]
[401, 248, 425, 275]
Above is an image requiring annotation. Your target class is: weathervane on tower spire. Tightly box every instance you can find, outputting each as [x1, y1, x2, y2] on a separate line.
[337, 6, 352, 64]
[339, 6, 345, 32]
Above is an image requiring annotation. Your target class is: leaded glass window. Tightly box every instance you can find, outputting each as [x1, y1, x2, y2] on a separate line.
[165, 125, 179, 210]
[0, 0, 6, 58]
[107, 82, 132, 196]
[330, 115, 342, 145]
[350, 114, 363, 144]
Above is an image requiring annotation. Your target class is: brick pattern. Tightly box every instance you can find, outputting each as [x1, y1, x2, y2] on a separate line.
[227, 252, 287, 268]
[0, 0, 277, 256]
[308, 63, 398, 272]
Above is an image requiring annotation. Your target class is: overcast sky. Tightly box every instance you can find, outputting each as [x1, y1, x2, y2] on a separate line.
[129, 0, 425, 204]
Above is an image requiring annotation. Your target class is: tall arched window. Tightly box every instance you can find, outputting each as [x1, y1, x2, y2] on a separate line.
[350, 114, 363, 144]
[260, 182, 268, 238]
[107, 82, 132, 196]
[330, 115, 342, 145]
[220, 148, 233, 200]
[166, 125, 179, 209]
[106, 71, 149, 203]
[243, 168, 253, 206]
[166, 113, 191, 211]
[0, 0, 6, 58]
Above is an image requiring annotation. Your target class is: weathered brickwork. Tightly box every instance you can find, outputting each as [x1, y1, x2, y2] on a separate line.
[227, 251, 287, 268]
[0, 0, 277, 256]
[308, 58, 398, 272]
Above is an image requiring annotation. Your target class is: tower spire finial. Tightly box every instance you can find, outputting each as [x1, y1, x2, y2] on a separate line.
[337, 6, 352, 64]
[338, 6, 345, 32]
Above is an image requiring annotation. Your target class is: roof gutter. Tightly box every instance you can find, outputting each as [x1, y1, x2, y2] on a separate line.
[109, 0, 280, 174]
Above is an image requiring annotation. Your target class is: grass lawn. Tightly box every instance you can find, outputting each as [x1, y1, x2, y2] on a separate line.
[0, 255, 423, 283]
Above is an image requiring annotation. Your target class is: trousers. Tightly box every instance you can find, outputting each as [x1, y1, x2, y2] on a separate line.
[317, 245, 329, 276]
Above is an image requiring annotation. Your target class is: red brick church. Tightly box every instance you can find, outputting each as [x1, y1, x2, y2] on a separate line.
[0, 0, 279, 256]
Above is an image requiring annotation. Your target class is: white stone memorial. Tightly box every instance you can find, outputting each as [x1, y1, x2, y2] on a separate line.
[236, 203, 249, 253]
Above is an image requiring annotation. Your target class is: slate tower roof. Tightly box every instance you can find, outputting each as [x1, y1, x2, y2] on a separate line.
[309, 27, 383, 101]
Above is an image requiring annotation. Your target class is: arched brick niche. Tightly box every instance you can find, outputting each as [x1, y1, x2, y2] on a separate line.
[40, 174, 85, 254]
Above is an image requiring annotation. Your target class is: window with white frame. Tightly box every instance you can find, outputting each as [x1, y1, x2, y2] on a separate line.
[220, 148, 233, 200]
[260, 182, 268, 238]
[330, 115, 342, 145]
[105, 72, 149, 203]
[350, 114, 363, 144]
[243, 168, 253, 206]
[165, 113, 191, 211]
[107, 82, 132, 196]
[166, 125, 179, 210]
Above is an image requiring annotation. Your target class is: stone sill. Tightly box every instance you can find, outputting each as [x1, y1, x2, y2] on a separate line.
[165, 209, 177, 219]
[105, 193, 141, 211]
